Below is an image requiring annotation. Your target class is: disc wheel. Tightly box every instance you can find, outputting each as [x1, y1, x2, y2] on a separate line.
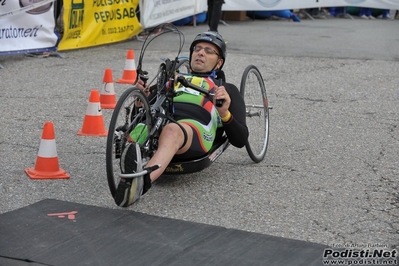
[106, 88, 152, 197]
[240, 65, 269, 163]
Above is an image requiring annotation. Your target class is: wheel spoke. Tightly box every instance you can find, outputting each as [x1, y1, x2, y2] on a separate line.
[106, 88, 152, 197]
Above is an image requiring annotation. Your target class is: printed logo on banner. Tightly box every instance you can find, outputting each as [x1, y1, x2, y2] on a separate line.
[67, 0, 84, 39]
[0, 0, 58, 55]
[58, 0, 142, 50]
[19, 0, 52, 14]
[256, 0, 281, 7]
[152, 0, 161, 7]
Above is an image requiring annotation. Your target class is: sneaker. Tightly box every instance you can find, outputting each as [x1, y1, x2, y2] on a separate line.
[368, 15, 375, 20]
[115, 143, 143, 207]
[114, 178, 143, 207]
[360, 14, 369, 19]
[120, 142, 137, 174]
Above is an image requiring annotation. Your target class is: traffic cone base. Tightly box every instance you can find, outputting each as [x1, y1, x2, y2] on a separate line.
[117, 50, 137, 84]
[25, 167, 69, 179]
[25, 122, 70, 179]
[100, 68, 116, 109]
[78, 90, 108, 136]
[77, 116, 108, 136]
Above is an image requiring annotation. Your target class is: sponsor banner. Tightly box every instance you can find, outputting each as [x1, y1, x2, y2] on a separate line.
[196, 0, 207, 15]
[58, 0, 142, 51]
[140, 0, 207, 29]
[223, 0, 399, 10]
[0, 0, 58, 55]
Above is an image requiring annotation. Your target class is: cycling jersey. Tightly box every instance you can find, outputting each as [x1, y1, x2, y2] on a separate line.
[173, 74, 248, 159]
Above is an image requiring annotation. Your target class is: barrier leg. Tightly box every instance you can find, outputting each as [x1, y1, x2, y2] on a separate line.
[25, 51, 66, 59]
[298, 10, 314, 21]
[343, 8, 354, 20]
[49, 51, 66, 59]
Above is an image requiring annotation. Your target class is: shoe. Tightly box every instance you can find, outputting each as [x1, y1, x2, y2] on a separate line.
[115, 143, 142, 207]
[115, 143, 152, 207]
[120, 142, 137, 174]
[368, 15, 375, 20]
[114, 178, 143, 207]
[360, 14, 368, 19]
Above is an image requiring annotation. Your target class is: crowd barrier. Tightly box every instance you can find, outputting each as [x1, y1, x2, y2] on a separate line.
[224, 0, 399, 11]
[0, 0, 59, 56]
[1, 0, 398, 67]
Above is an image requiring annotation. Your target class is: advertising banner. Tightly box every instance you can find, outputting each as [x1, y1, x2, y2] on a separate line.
[223, 0, 399, 11]
[0, 0, 58, 55]
[58, 0, 142, 51]
[196, 0, 207, 15]
[140, 0, 207, 29]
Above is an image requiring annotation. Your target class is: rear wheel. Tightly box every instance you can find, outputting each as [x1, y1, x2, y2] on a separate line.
[105, 88, 152, 197]
[177, 56, 190, 74]
[240, 65, 269, 163]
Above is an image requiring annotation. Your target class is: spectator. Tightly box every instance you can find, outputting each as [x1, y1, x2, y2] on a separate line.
[207, 0, 225, 32]
[330, 7, 346, 18]
[381, 9, 391, 19]
[359, 8, 375, 19]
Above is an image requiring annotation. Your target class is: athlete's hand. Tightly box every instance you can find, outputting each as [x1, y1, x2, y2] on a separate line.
[135, 78, 146, 90]
[214, 85, 231, 117]
[134, 78, 150, 96]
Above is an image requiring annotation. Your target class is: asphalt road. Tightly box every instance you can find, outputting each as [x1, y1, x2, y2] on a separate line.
[1, 16, 398, 250]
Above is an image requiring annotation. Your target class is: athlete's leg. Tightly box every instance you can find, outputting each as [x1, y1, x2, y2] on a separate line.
[146, 123, 193, 182]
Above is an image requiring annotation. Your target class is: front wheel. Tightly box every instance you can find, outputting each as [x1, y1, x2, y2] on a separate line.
[240, 65, 269, 163]
[105, 88, 152, 197]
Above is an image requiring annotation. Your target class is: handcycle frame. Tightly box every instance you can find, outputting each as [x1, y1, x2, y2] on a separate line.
[106, 24, 270, 197]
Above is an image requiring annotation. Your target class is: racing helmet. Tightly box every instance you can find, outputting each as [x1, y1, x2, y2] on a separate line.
[189, 31, 227, 70]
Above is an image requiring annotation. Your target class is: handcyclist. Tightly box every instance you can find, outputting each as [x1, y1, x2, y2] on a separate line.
[115, 31, 249, 207]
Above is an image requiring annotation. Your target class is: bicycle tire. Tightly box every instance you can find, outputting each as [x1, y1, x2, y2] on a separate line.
[176, 56, 190, 74]
[106, 88, 152, 197]
[240, 65, 269, 163]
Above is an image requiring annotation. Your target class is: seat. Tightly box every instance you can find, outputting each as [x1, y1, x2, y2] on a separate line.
[162, 135, 229, 175]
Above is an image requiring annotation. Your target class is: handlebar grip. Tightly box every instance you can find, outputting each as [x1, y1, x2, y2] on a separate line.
[139, 71, 149, 85]
[216, 99, 224, 107]
[215, 78, 224, 108]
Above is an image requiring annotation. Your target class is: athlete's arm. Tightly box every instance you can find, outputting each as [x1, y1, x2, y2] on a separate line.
[222, 83, 248, 148]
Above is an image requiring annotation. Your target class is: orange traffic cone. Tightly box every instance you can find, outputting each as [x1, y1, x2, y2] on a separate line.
[117, 50, 137, 84]
[25, 122, 70, 179]
[77, 90, 108, 136]
[100, 68, 116, 109]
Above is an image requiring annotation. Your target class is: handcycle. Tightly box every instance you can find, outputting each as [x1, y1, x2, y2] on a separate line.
[105, 24, 270, 197]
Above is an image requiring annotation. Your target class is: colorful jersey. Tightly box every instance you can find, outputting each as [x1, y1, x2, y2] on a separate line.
[173, 75, 221, 152]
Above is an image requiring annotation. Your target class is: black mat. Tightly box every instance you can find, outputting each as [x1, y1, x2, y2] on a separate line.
[0, 199, 328, 266]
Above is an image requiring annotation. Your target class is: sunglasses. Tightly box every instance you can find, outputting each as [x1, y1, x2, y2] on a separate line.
[193, 46, 219, 56]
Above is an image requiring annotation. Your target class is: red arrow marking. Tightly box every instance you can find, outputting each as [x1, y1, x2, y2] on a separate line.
[47, 211, 78, 220]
